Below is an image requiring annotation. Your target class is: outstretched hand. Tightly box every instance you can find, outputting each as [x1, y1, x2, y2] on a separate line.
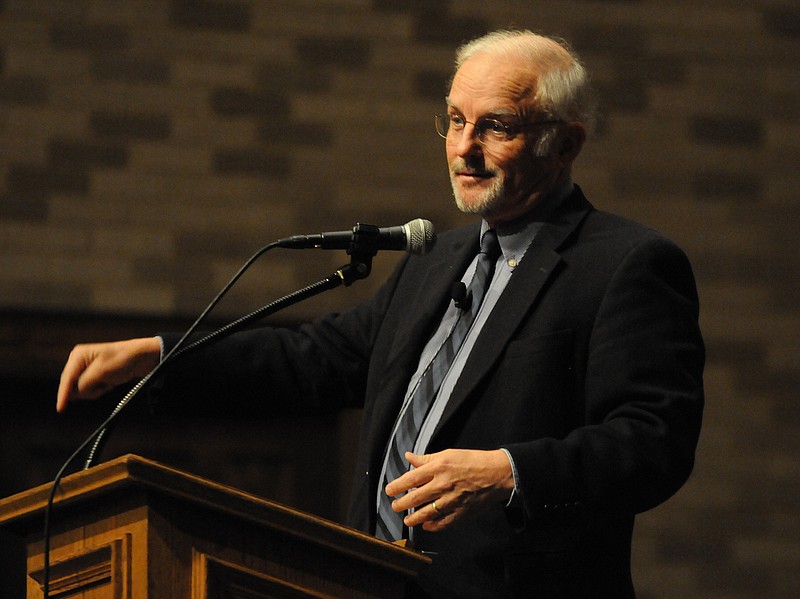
[385, 448, 515, 533]
[56, 337, 161, 413]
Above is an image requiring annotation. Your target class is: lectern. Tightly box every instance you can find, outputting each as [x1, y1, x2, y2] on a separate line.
[0, 454, 430, 598]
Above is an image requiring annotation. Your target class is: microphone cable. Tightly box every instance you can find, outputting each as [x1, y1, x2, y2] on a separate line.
[42, 238, 282, 598]
[41, 216, 432, 596]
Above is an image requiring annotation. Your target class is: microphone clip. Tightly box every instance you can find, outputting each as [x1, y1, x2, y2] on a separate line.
[339, 223, 379, 286]
[450, 281, 472, 311]
[347, 223, 381, 258]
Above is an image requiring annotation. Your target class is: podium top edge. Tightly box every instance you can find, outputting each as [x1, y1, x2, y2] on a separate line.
[0, 453, 430, 573]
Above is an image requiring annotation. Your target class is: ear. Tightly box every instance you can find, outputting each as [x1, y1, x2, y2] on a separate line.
[557, 122, 586, 163]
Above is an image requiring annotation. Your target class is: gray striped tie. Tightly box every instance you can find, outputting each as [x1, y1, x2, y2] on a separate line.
[376, 229, 501, 541]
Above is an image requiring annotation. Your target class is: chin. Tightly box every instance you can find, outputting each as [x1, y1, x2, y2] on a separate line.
[453, 188, 497, 217]
[454, 191, 501, 217]
[452, 173, 506, 216]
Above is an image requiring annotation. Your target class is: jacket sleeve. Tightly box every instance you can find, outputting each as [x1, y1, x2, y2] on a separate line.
[153, 255, 411, 418]
[503, 235, 705, 518]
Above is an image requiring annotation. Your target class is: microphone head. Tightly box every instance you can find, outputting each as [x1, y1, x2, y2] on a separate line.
[405, 218, 436, 255]
[450, 280, 471, 310]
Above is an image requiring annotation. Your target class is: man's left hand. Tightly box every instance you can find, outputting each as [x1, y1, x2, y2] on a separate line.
[385, 449, 515, 532]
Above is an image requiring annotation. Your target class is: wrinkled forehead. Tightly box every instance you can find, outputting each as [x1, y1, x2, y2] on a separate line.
[447, 51, 540, 115]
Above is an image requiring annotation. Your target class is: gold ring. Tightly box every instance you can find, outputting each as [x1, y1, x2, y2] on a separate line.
[432, 501, 443, 515]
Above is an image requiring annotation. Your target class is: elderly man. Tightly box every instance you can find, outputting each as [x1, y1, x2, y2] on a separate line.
[58, 30, 704, 598]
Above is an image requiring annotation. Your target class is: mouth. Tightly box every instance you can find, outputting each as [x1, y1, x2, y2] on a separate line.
[454, 169, 494, 182]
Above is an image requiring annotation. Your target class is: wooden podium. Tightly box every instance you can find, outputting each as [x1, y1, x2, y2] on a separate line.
[0, 454, 430, 598]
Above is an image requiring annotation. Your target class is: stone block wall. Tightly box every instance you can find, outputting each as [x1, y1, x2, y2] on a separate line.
[0, 1, 798, 597]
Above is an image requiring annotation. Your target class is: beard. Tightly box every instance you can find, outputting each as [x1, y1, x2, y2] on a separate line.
[449, 159, 506, 217]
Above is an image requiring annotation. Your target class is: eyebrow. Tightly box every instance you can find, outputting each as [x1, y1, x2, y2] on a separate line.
[444, 99, 519, 118]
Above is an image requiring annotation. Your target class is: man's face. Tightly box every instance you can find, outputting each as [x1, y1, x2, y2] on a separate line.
[445, 51, 568, 227]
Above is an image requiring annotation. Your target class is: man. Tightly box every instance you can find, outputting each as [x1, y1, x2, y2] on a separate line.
[57, 30, 704, 598]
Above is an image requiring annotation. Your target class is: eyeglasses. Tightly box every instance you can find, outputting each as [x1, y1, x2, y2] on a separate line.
[434, 113, 564, 144]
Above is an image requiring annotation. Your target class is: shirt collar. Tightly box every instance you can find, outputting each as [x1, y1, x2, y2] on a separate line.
[481, 179, 574, 268]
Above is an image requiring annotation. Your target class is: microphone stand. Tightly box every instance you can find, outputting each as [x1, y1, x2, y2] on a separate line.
[42, 225, 380, 598]
[162, 235, 377, 365]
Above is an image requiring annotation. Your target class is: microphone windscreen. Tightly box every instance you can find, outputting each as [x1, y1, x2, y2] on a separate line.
[406, 218, 436, 255]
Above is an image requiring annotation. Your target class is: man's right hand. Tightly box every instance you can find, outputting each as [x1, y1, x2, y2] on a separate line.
[56, 337, 162, 413]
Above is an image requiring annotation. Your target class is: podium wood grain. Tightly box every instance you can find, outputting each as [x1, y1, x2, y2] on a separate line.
[0, 454, 429, 598]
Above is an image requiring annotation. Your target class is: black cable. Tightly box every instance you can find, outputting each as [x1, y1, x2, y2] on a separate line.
[42, 239, 283, 597]
[41, 228, 381, 596]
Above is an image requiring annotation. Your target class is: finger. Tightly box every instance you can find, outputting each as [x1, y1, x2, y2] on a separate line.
[404, 451, 429, 468]
[403, 500, 444, 528]
[385, 453, 434, 497]
[405, 500, 461, 531]
[391, 483, 436, 513]
[56, 347, 91, 412]
[56, 369, 75, 413]
[392, 471, 453, 514]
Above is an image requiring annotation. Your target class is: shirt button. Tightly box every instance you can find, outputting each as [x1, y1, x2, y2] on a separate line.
[507, 258, 518, 268]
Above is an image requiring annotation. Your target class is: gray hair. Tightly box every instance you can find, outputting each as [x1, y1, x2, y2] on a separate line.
[453, 30, 597, 154]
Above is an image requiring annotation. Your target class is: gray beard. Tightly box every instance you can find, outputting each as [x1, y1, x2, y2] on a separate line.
[450, 170, 506, 217]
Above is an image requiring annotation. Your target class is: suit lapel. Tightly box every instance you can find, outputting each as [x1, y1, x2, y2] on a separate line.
[435, 188, 594, 433]
[366, 223, 479, 464]
[381, 223, 479, 374]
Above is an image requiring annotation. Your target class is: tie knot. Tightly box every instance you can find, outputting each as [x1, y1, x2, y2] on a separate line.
[480, 229, 501, 260]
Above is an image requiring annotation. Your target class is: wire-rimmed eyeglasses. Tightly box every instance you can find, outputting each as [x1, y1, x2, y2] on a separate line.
[434, 113, 564, 144]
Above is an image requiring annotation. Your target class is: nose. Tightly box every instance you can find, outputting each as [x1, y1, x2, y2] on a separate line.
[452, 122, 483, 158]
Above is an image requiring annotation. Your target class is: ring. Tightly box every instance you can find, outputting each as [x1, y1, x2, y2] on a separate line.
[432, 500, 444, 516]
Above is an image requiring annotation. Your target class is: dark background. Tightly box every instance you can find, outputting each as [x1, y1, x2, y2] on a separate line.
[1, 1, 798, 597]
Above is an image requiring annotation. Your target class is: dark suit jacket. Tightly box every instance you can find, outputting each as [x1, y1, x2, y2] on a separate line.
[161, 186, 705, 598]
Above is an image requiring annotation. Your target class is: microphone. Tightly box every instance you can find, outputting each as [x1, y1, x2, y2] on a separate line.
[277, 218, 435, 255]
[450, 281, 472, 310]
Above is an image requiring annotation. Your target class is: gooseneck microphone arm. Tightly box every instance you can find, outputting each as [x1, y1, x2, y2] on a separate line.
[80, 225, 385, 472]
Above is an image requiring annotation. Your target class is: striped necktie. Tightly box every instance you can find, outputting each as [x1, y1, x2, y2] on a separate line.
[376, 229, 501, 541]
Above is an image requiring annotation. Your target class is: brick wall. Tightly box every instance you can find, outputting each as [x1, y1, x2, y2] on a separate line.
[1, 1, 798, 597]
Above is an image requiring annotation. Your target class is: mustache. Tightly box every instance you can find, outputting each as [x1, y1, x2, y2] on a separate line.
[449, 157, 497, 177]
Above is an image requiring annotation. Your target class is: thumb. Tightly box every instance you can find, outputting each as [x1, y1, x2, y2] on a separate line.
[405, 451, 431, 468]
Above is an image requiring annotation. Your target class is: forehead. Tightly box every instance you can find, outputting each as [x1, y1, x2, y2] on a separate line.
[447, 51, 539, 115]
